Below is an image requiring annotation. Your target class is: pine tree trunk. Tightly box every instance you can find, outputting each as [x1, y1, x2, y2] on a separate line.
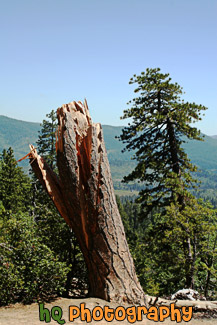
[185, 236, 195, 289]
[29, 100, 145, 304]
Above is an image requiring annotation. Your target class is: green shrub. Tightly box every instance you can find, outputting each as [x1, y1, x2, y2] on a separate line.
[0, 212, 70, 306]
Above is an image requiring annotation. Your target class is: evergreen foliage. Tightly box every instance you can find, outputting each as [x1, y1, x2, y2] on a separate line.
[118, 68, 217, 295]
[36, 110, 57, 169]
[0, 149, 70, 306]
[118, 198, 217, 299]
[0, 211, 69, 306]
[0, 147, 31, 212]
[119, 68, 207, 212]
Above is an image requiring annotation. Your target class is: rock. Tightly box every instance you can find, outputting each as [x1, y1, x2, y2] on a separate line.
[171, 289, 200, 301]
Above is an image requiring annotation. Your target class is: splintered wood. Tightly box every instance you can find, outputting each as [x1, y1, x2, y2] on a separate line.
[29, 100, 145, 305]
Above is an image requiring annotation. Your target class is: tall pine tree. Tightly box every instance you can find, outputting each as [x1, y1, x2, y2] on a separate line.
[119, 68, 207, 212]
[118, 68, 215, 290]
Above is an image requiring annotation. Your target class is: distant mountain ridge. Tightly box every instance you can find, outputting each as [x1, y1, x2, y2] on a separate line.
[0, 115, 217, 178]
[0, 115, 41, 166]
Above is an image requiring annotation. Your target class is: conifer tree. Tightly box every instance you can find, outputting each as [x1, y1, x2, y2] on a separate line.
[36, 110, 57, 169]
[0, 147, 31, 212]
[119, 68, 207, 212]
[31, 110, 58, 206]
[118, 68, 214, 290]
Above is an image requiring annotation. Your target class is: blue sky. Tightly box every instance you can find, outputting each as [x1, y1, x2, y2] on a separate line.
[0, 0, 216, 135]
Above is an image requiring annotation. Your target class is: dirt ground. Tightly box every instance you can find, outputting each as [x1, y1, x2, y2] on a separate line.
[0, 297, 216, 325]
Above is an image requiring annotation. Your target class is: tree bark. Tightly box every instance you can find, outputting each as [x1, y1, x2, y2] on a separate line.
[29, 100, 145, 304]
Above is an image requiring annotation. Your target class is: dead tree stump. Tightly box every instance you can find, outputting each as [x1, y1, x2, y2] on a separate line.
[29, 100, 145, 304]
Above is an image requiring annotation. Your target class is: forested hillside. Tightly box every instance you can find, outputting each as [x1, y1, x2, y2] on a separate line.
[1, 98, 217, 305]
[1, 115, 217, 169]
[0, 115, 217, 201]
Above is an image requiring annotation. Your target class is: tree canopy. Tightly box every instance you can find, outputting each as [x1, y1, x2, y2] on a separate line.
[119, 68, 207, 212]
[0, 147, 31, 212]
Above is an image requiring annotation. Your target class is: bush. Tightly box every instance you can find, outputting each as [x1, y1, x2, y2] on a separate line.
[0, 212, 70, 306]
